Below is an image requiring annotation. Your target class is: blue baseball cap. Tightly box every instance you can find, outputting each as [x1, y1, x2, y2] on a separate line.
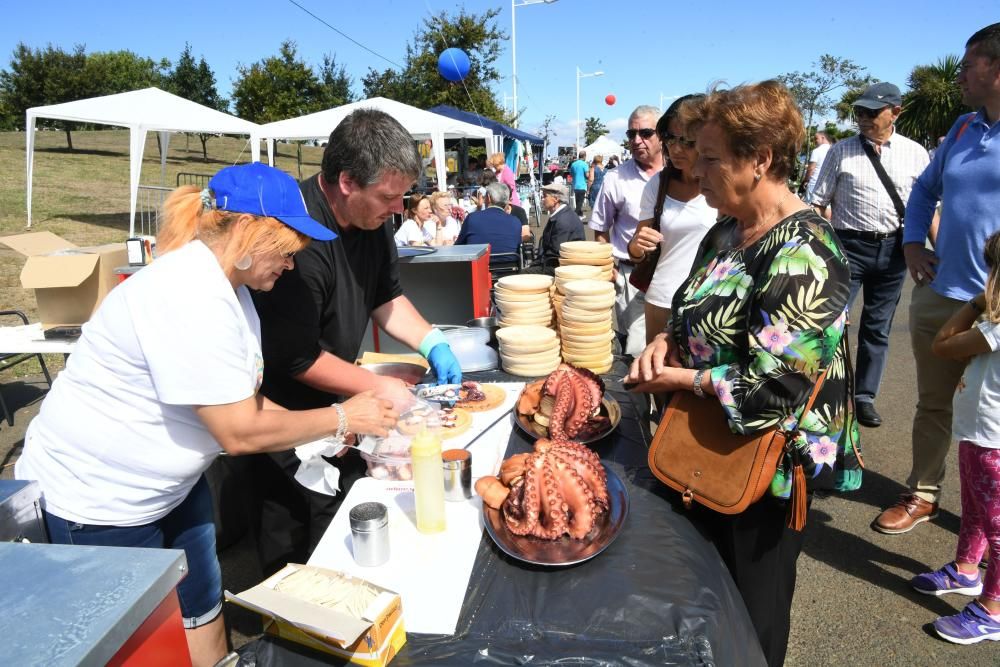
[208, 163, 336, 241]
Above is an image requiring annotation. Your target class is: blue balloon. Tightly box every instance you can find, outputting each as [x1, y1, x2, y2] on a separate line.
[437, 48, 471, 82]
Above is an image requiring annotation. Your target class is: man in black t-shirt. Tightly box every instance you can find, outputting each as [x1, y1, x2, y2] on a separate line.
[250, 109, 462, 574]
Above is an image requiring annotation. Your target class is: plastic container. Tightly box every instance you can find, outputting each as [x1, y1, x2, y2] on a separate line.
[360, 401, 438, 481]
[443, 327, 498, 372]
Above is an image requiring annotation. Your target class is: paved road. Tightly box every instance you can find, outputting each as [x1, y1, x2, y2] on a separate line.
[2, 250, 997, 664]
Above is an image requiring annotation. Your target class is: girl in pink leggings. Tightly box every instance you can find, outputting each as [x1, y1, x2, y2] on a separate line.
[909, 231, 1000, 644]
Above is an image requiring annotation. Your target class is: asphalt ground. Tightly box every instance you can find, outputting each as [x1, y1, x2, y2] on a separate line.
[2, 209, 997, 664]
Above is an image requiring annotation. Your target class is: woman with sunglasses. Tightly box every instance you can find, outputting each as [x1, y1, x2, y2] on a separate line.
[627, 94, 717, 344]
[15, 163, 399, 667]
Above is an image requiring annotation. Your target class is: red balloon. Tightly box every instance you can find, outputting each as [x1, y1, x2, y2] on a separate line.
[605, 94, 616, 106]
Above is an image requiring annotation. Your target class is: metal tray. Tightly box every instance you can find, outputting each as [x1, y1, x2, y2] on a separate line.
[513, 393, 621, 445]
[483, 464, 628, 567]
[397, 246, 437, 258]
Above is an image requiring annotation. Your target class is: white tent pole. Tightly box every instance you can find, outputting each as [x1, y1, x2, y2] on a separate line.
[25, 113, 36, 228]
[250, 134, 261, 163]
[159, 131, 170, 186]
[129, 128, 147, 238]
[267, 139, 275, 167]
[432, 131, 447, 192]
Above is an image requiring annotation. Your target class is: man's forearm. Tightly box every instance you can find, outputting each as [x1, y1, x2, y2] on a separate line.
[294, 350, 381, 397]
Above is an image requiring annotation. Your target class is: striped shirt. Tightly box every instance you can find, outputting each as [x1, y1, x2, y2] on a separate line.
[810, 129, 929, 234]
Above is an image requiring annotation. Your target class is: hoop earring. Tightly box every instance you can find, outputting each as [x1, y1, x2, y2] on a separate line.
[234, 255, 252, 271]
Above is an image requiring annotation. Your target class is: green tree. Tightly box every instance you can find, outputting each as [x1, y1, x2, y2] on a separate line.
[231, 40, 329, 123]
[165, 43, 229, 159]
[896, 55, 966, 146]
[362, 7, 506, 121]
[0, 43, 90, 145]
[778, 55, 872, 183]
[318, 54, 354, 107]
[584, 116, 608, 145]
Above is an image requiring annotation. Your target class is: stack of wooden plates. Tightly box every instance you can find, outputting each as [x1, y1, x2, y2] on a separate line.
[551, 264, 601, 327]
[495, 325, 562, 377]
[493, 274, 555, 329]
[558, 241, 614, 281]
[558, 279, 616, 374]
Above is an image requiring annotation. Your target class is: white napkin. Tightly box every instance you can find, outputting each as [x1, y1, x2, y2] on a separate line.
[292, 437, 346, 496]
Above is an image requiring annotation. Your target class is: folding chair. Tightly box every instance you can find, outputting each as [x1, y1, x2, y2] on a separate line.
[0, 310, 53, 426]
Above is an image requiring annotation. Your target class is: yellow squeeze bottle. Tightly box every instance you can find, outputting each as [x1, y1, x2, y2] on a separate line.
[410, 426, 446, 533]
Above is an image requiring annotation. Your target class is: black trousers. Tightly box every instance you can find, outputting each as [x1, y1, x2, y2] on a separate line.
[248, 449, 367, 576]
[689, 496, 810, 667]
[574, 189, 586, 216]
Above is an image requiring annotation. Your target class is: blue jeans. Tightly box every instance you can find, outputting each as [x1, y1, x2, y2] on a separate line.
[837, 231, 907, 403]
[44, 475, 222, 628]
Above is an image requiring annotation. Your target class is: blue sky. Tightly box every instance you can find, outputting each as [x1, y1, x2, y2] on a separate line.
[1, 1, 991, 152]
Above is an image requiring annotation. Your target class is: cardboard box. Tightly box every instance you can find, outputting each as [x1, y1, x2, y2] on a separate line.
[0, 232, 128, 329]
[226, 564, 406, 667]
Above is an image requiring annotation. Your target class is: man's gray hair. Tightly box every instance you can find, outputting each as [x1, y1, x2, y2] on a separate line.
[321, 108, 421, 186]
[485, 181, 510, 207]
[629, 105, 660, 125]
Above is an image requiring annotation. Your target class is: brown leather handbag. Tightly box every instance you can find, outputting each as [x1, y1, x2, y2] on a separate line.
[647, 371, 826, 531]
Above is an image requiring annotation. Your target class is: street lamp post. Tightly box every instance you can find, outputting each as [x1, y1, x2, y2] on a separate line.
[511, 0, 558, 128]
[576, 67, 604, 153]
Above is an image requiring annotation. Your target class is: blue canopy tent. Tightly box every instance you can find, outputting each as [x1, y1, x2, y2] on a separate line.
[429, 105, 546, 226]
[427, 105, 543, 144]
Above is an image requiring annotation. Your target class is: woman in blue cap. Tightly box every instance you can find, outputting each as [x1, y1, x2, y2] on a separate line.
[15, 163, 399, 666]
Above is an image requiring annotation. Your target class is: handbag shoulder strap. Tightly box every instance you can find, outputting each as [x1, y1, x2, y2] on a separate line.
[650, 170, 672, 232]
[859, 137, 906, 224]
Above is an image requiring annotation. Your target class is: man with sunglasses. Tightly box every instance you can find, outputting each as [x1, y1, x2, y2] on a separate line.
[810, 82, 929, 431]
[589, 105, 665, 355]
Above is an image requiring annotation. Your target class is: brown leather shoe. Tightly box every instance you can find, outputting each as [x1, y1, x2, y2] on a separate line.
[873, 494, 939, 534]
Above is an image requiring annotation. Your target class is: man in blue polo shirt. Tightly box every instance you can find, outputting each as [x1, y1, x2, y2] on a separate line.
[569, 151, 589, 216]
[873, 22, 1000, 536]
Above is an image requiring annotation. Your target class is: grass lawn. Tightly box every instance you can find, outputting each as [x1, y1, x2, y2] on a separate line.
[0, 129, 326, 375]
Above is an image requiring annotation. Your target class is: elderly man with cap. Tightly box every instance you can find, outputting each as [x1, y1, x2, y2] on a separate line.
[810, 82, 929, 429]
[531, 181, 586, 269]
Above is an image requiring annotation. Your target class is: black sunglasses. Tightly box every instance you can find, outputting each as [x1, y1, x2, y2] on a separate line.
[662, 133, 696, 149]
[854, 106, 885, 119]
[626, 128, 657, 141]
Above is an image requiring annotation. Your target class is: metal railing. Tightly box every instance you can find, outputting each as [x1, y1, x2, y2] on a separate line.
[134, 185, 171, 238]
[176, 172, 212, 188]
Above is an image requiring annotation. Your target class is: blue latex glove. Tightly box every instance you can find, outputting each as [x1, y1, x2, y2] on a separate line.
[427, 343, 462, 385]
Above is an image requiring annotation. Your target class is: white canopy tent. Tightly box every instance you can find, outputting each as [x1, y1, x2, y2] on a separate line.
[26, 87, 261, 234]
[582, 134, 626, 162]
[257, 97, 495, 191]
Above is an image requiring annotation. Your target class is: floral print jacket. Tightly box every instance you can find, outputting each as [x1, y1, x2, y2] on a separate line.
[671, 209, 863, 496]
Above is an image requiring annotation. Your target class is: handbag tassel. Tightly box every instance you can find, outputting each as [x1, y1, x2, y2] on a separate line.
[787, 460, 807, 532]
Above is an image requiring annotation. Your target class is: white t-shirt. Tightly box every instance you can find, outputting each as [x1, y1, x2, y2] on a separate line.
[806, 143, 831, 195]
[394, 218, 431, 246]
[638, 174, 717, 309]
[16, 241, 262, 525]
[952, 319, 1000, 449]
[439, 216, 461, 244]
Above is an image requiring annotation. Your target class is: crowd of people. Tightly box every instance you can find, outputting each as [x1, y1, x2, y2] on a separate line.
[10, 19, 1000, 667]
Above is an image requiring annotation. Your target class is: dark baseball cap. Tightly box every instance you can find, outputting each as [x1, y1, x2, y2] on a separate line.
[853, 82, 902, 110]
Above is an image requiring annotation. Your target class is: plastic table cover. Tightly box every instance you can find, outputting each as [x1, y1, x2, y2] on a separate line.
[237, 363, 765, 667]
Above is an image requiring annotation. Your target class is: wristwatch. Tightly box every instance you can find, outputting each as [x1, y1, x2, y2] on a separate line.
[692, 369, 707, 398]
[969, 298, 985, 315]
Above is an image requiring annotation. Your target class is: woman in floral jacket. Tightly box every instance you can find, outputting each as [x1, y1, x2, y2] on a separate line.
[627, 81, 861, 667]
